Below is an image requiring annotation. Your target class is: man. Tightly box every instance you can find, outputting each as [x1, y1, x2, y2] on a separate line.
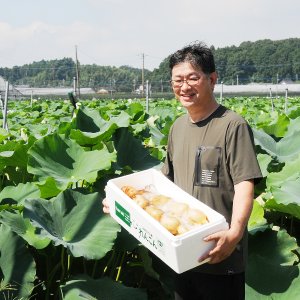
[161, 42, 262, 299]
[102, 41, 262, 299]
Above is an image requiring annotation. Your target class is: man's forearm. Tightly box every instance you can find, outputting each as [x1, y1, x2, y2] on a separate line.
[230, 180, 254, 242]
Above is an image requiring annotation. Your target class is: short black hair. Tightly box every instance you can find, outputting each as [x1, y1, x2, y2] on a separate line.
[169, 41, 216, 75]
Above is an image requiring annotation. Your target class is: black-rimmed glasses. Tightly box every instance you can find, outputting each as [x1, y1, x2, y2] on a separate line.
[170, 77, 200, 88]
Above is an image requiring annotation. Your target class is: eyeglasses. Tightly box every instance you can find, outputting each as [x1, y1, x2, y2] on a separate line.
[170, 77, 200, 88]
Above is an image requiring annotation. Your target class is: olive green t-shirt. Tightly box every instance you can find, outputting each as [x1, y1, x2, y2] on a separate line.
[161, 105, 262, 275]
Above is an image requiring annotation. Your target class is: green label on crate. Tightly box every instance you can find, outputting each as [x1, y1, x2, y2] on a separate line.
[115, 201, 131, 227]
[115, 201, 165, 255]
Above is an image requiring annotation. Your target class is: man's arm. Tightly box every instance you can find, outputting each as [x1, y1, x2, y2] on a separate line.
[229, 179, 254, 244]
[199, 179, 254, 264]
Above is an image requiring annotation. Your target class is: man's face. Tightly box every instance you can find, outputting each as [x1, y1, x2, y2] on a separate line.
[171, 62, 217, 110]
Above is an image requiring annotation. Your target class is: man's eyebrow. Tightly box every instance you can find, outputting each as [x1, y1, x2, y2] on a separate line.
[173, 72, 200, 77]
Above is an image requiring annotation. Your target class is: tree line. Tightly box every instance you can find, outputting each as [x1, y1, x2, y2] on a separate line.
[0, 38, 299, 93]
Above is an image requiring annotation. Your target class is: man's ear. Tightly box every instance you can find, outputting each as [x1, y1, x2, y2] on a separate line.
[209, 72, 218, 89]
[210, 72, 218, 84]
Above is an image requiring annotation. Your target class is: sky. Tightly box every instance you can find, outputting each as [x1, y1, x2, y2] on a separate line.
[0, 0, 299, 71]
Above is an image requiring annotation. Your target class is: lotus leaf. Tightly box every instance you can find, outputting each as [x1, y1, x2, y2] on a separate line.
[23, 189, 120, 259]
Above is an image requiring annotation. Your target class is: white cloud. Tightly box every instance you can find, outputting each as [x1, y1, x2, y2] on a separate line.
[0, 0, 299, 70]
[0, 21, 110, 66]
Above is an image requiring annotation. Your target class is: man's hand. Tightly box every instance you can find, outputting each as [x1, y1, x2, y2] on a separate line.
[102, 198, 110, 214]
[198, 229, 240, 264]
[199, 180, 254, 264]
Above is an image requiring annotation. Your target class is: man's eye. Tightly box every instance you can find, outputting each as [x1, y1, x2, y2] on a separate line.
[174, 80, 182, 83]
[189, 78, 199, 82]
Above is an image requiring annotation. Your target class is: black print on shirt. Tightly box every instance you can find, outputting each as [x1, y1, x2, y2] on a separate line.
[194, 146, 221, 187]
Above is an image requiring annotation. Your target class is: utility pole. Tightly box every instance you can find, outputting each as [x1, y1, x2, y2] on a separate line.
[75, 45, 81, 98]
[3, 81, 9, 131]
[285, 87, 288, 114]
[73, 77, 77, 95]
[146, 80, 149, 113]
[270, 88, 274, 112]
[276, 73, 279, 98]
[141, 53, 145, 97]
[220, 81, 223, 104]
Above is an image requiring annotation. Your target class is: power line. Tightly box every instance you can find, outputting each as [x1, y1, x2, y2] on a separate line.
[75, 45, 81, 97]
[216, 61, 300, 69]
[1, 60, 299, 72]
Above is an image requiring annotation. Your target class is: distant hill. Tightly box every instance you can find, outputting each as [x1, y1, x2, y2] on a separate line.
[213, 38, 300, 84]
[0, 38, 299, 93]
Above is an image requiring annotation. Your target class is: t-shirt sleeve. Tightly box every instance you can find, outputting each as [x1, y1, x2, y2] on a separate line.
[161, 127, 174, 182]
[161, 152, 174, 182]
[226, 121, 262, 185]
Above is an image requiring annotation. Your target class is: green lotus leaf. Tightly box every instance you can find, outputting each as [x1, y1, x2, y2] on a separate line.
[137, 246, 160, 281]
[72, 106, 107, 132]
[246, 228, 299, 298]
[0, 211, 50, 249]
[266, 154, 300, 187]
[114, 227, 140, 251]
[27, 123, 57, 138]
[248, 199, 268, 234]
[110, 110, 131, 128]
[113, 127, 161, 171]
[1, 165, 34, 187]
[23, 189, 121, 259]
[0, 224, 36, 299]
[285, 116, 300, 137]
[131, 122, 148, 135]
[75, 105, 130, 131]
[253, 128, 300, 162]
[125, 103, 146, 124]
[27, 133, 116, 190]
[147, 116, 166, 146]
[265, 197, 300, 220]
[70, 123, 118, 146]
[151, 106, 176, 120]
[270, 179, 300, 205]
[260, 114, 290, 138]
[60, 275, 147, 300]
[257, 153, 272, 178]
[70, 109, 130, 145]
[288, 107, 300, 119]
[0, 128, 9, 143]
[0, 182, 40, 204]
[0, 140, 30, 170]
[265, 155, 300, 219]
[126, 102, 144, 114]
[265, 177, 300, 219]
[36, 177, 61, 198]
[246, 266, 300, 300]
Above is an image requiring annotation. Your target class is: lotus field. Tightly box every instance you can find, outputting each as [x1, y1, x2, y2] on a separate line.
[0, 96, 299, 299]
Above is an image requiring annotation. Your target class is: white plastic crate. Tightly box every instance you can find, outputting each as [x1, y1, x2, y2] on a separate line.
[105, 168, 228, 274]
